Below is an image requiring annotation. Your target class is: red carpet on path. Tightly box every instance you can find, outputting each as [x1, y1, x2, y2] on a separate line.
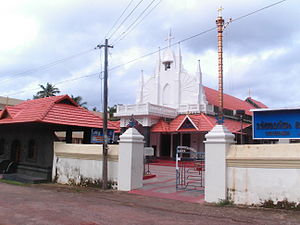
[149, 159, 204, 168]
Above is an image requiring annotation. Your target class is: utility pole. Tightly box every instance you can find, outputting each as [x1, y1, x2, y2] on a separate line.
[96, 39, 113, 189]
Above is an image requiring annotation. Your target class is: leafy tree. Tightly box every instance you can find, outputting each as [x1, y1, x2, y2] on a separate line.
[108, 105, 118, 120]
[33, 82, 60, 99]
[71, 95, 87, 108]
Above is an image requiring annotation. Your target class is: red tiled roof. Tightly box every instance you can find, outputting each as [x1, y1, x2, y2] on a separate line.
[0, 95, 116, 129]
[151, 113, 250, 134]
[204, 86, 256, 115]
[109, 120, 121, 133]
[245, 97, 268, 108]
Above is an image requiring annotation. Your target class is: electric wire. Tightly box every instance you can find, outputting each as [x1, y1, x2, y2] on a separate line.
[0, 48, 95, 85]
[230, 0, 286, 23]
[113, 0, 161, 46]
[111, 0, 158, 45]
[108, 0, 145, 40]
[105, 0, 135, 39]
[3, 0, 287, 98]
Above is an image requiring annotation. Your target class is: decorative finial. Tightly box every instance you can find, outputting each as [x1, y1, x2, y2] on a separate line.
[217, 6, 224, 17]
[165, 28, 174, 48]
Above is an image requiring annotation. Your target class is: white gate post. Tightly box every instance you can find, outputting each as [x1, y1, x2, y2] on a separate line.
[118, 128, 144, 191]
[204, 125, 235, 203]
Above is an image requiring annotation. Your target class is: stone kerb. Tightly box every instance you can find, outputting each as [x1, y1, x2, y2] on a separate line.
[118, 128, 144, 191]
[204, 125, 235, 203]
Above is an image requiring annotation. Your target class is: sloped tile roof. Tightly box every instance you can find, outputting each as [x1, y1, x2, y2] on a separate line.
[0, 95, 116, 129]
[245, 97, 268, 109]
[151, 113, 250, 134]
[204, 86, 256, 115]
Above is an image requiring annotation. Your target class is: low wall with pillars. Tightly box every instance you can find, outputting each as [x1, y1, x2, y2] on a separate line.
[227, 143, 300, 205]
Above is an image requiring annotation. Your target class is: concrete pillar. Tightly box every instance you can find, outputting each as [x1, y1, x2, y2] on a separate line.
[204, 125, 235, 203]
[118, 128, 144, 191]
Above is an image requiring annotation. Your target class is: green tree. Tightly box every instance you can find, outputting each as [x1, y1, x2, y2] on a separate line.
[71, 95, 87, 108]
[108, 105, 118, 120]
[33, 82, 60, 99]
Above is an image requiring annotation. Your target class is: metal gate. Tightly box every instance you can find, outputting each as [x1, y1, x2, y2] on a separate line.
[176, 146, 205, 191]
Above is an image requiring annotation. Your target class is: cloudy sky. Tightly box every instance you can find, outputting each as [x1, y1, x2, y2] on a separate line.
[0, 0, 298, 110]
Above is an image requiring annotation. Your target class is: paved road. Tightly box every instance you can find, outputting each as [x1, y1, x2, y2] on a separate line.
[0, 182, 300, 225]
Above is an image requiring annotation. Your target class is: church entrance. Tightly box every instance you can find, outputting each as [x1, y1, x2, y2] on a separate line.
[10, 140, 21, 162]
[160, 134, 171, 158]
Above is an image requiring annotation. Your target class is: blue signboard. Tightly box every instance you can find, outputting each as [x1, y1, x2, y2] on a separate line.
[253, 108, 300, 139]
[91, 128, 115, 144]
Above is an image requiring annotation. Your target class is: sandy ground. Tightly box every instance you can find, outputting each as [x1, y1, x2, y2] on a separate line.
[0, 182, 300, 225]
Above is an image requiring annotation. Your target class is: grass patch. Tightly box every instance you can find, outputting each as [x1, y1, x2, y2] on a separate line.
[261, 199, 300, 210]
[216, 199, 234, 207]
[0, 179, 28, 186]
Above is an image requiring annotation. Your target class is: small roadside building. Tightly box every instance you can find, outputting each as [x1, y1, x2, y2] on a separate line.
[0, 95, 116, 181]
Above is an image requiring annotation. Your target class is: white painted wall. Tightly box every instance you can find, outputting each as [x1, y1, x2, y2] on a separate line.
[52, 142, 118, 186]
[227, 143, 300, 205]
[227, 167, 300, 205]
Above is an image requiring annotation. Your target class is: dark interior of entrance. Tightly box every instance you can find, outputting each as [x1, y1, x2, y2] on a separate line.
[10, 140, 21, 162]
[161, 134, 171, 157]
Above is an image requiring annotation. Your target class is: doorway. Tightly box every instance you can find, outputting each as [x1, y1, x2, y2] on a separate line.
[160, 134, 171, 157]
[10, 140, 21, 162]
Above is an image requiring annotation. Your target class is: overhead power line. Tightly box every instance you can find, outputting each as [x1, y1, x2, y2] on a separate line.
[105, 0, 135, 39]
[113, 0, 162, 45]
[111, 0, 159, 45]
[4, 0, 286, 98]
[0, 48, 95, 85]
[108, 0, 145, 40]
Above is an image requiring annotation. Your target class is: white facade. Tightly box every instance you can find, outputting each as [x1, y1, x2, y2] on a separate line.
[115, 40, 211, 128]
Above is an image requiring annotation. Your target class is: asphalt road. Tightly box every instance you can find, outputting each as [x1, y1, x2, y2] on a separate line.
[0, 182, 300, 225]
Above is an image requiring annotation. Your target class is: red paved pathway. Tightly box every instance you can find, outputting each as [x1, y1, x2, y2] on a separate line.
[129, 165, 204, 203]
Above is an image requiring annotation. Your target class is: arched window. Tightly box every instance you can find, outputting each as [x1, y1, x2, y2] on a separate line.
[27, 139, 37, 161]
[0, 139, 5, 155]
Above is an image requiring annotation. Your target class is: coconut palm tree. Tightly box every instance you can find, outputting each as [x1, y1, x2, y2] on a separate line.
[33, 83, 60, 99]
[71, 95, 88, 108]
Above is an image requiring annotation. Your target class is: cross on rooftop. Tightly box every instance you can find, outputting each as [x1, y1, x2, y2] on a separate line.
[217, 6, 224, 17]
[165, 29, 174, 47]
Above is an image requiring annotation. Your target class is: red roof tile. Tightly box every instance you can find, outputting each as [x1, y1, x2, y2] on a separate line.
[151, 113, 250, 134]
[245, 97, 268, 108]
[0, 95, 116, 129]
[204, 86, 255, 115]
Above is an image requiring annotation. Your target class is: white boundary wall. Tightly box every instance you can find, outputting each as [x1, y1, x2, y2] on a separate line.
[227, 144, 300, 205]
[52, 142, 119, 185]
[205, 125, 300, 205]
[52, 128, 144, 191]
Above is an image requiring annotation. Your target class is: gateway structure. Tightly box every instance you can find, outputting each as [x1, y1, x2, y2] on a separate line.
[115, 39, 266, 158]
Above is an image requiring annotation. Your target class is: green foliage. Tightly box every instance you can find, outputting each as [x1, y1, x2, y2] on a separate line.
[0, 179, 28, 186]
[216, 199, 234, 207]
[71, 95, 88, 108]
[33, 82, 60, 99]
[108, 105, 117, 120]
[261, 199, 300, 210]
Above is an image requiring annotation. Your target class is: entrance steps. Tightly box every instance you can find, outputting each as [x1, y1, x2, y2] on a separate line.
[2, 173, 48, 184]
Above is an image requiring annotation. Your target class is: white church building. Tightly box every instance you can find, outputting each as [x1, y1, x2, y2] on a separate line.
[115, 38, 267, 158]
